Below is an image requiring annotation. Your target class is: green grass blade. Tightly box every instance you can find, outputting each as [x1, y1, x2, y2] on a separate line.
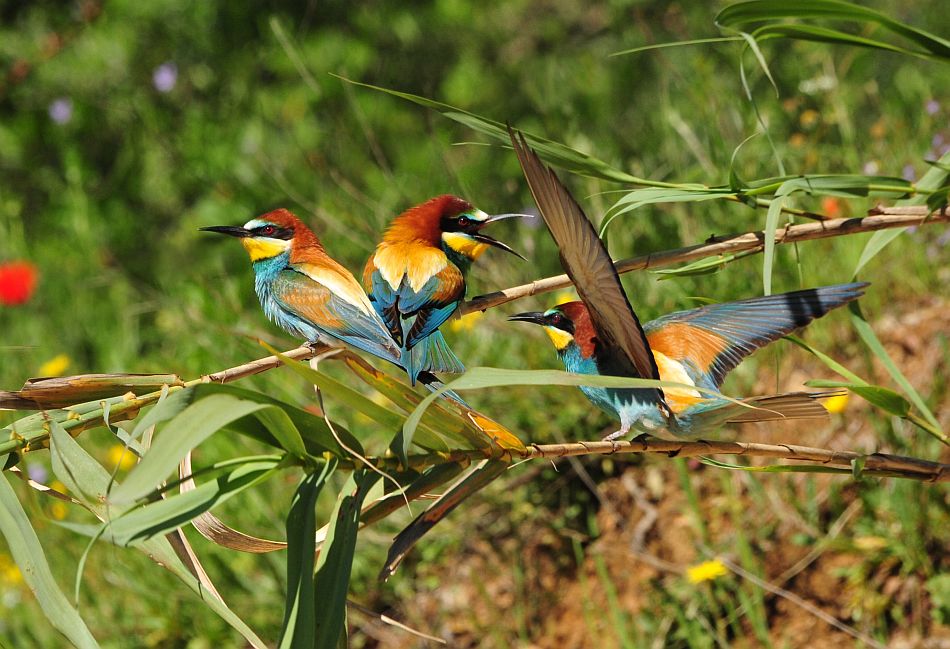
[847, 303, 942, 433]
[0, 472, 101, 649]
[715, 0, 950, 59]
[753, 24, 928, 58]
[336, 76, 659, 185]
[128, 388, 192, 442]
[805, 379, 911, 417]
[854, 149, 950, 277]
[600, 187, 732, 235]
[744, 174, 913, 197]
[784, 335, 865, 384]
[193, 383, 360, 457]
[145, 534, 270, 649]
[610, 36, 743, 57]
[265, 346, 405, 430]
[381, 460, 508, 580]
[50, 420, 114, 505]
[279, 460, 336, 649]
[762, 181, 793, 295]
[104, 459, 282, 545]
[43, 427, 271, 649]
[653, 250, 758, 280]
[702, 457, 853, 474]
[314, 470, 378, 649]
[738, 31, 779, 97]
[111, 393, 280, 503]
[358, 461, 467, 527]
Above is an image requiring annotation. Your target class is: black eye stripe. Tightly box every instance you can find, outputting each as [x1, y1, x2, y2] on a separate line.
[547, 313, 574, 334]
[440, 213, 480, 233]
[252, 225, 294, 240]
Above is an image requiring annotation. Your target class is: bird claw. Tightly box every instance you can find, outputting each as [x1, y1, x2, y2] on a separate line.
[601, 429, 626, 443]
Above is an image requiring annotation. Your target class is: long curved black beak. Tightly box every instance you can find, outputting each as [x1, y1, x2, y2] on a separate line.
[199, 225, 251, 238]
[472, 232, 526, 260]
[508, 311, 547, 325]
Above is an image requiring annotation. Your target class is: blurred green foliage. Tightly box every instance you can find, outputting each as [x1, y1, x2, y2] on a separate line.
[0, 1, 948, 647]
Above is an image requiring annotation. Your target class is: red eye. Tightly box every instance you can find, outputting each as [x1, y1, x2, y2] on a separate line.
[457, 216, 473, 227]
[261, 225, 276, 236]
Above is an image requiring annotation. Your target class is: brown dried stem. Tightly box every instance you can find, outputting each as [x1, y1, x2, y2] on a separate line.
[461, 205, 948, 315]
[348, 438, 949, 483]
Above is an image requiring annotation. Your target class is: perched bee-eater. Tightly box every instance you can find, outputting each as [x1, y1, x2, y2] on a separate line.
[363, 195, 529, 383]
[507, 128, 865, 440]
[201, 209, 410, 372]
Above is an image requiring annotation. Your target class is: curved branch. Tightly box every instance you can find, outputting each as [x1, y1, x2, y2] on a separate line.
[461, 205, 949, 315]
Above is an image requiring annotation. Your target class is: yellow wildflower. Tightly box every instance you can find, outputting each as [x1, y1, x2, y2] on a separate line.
[49, 480, 67, 494]
[38, 354, 71, 377]
[824, 392, 850, 414]
[789, 133, 806, 148]
[870, 119, 886, 140]
[0, 554, 23, 586]
[686, 559, 728, 584]
[799, 109, 820, 128]
[50, 502, 68, 520]
[448, 310, 483, 333]
[854, 536, 888, 551]
[108, 444, 137, 471]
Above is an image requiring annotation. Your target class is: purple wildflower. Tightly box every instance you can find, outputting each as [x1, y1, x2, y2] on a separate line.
[152, 62, 178, 93]
[925, 100, 939, 116]
[902, 164, 915, 181]
[26, 463, 48, 483]
[48, 98, 72, 124]
[862, 160, 879, 175]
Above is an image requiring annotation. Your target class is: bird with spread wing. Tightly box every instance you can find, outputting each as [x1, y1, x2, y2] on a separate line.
[506, 128, 864, 440]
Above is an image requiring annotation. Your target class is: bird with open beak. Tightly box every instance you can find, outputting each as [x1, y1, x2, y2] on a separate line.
[363, 195, 531, 383]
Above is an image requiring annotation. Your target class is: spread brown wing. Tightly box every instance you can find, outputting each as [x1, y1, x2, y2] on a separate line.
[508, 127, 666, 408]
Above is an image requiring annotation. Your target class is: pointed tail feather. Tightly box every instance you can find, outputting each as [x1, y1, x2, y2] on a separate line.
[685, 390, 843, 433]
[725, 390, 843, 423]
[406, 332, 465, 385]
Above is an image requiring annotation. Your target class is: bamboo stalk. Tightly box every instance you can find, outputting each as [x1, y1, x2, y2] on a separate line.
[338, 438, 950, 483]
[460, 205, 948, 315]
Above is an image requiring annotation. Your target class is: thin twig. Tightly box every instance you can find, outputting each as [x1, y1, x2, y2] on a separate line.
[346, 599, 447, 645]
[716, 555, 886, 649]
[461, 205, 948, 315]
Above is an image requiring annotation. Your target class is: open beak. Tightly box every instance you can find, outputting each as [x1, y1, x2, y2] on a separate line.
[508, 311, 547, 325]
[472, 232, 526, 260]
[199, 225, 251, 238]
[472, 213, 532, 260]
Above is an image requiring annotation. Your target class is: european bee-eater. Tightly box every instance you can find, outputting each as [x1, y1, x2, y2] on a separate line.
[363, 195, 529, 383]
[507, 128, 865, 440]
[201, 208, 405, 370]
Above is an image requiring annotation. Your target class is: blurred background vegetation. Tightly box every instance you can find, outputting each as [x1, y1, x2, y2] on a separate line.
[1, 1, 948, 647]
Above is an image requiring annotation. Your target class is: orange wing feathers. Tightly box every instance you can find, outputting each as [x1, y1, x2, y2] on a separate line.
[646, 323, 729, 374]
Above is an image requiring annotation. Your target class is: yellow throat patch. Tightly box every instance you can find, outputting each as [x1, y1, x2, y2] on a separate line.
[241, 237, 290, 262]
[543, 326, 575, 351]
[442, 232, 489, 260]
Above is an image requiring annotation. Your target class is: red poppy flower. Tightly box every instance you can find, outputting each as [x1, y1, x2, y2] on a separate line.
[0, 261, 38, 305]
[821, 196, 843, 219]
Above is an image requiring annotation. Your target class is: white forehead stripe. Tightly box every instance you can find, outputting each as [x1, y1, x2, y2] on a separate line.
[243, 218, 271, 229]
